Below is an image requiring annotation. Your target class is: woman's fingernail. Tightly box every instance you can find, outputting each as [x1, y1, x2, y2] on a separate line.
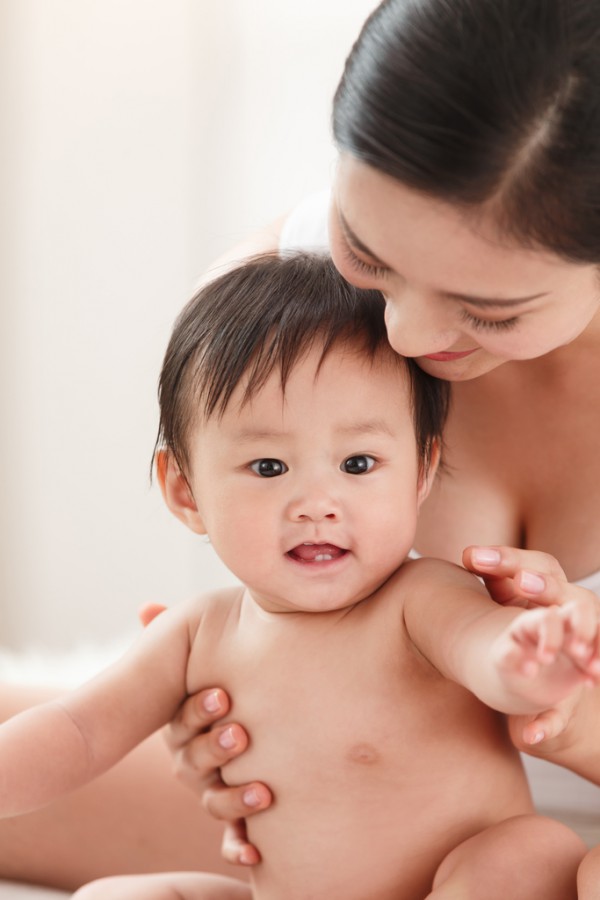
[243, 788, 261, 808]
[218, 727, 237, 750]
[530, 730, 545, 745]
[203, 690, 221, 714]
[472, 548, 501, 566]
[520, 571, 546, 594]
[239, 847, 256, 865]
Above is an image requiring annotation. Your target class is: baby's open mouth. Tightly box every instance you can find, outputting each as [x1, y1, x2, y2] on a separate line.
[287, 542, 347, 563]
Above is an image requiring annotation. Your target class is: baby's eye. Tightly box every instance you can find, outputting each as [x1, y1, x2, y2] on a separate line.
[249, 458, 288, 478]
[341, 455, 376, 475]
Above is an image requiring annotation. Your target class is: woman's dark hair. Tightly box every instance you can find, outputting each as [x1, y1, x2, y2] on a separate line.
[333, 0, 600, 264]
[154, 252, 449, 476]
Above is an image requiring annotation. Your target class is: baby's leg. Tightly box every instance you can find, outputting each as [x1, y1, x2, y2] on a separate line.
[72, 871, 252, 900]
[578, 843, 600, 898]
[428, 814, 585, 900]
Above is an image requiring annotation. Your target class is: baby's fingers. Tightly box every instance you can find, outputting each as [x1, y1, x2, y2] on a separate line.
[509, 607, 564, 673]
[555, 599, 600, 681]
[535, 607, 566, 664]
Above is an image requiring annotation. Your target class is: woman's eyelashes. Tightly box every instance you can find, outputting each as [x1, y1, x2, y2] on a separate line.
[341, 241, 520, 333]
[460, 309, 520, 332]
[341, 241, 388, 279]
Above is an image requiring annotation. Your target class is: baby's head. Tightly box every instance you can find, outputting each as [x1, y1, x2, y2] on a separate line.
[155, 252, 448, 479]
[155, 253, 450, 612]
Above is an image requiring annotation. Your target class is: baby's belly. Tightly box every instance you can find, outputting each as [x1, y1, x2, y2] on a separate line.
[227, 707, 531, 899]
[247, 762, 529, 899]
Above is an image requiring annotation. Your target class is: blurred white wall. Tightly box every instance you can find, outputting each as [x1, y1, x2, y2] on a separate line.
[0, 1, 376, 652]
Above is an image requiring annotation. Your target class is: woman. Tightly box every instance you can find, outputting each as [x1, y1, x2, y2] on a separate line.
[1, 0, 599, 893]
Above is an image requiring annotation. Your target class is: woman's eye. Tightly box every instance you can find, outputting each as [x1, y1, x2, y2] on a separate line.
[249, 458, 288, 478]
[341, 241, 388, 279]
[460, 309, 519, 332]
[341, 455, 376, 475]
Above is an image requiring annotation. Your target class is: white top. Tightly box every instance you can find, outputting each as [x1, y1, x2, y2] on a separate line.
[280, 192, 600, 845]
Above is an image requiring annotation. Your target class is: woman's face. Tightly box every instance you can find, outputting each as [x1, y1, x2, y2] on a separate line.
[331, 155, 600, 381]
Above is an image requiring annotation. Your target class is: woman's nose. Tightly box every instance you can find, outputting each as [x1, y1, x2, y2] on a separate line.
[384, 289, 461, 358]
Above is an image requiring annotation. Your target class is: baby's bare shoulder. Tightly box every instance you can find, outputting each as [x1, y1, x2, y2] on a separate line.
[383, 556, 486, 601]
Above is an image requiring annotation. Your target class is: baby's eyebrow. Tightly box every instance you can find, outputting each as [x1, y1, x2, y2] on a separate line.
[231, 421, 396, 442]
[337, 419, 396, 438]
[232, 428, 286, 443]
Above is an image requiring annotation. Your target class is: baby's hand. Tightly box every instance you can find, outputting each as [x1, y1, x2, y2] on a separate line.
[496, 599, 600, 707]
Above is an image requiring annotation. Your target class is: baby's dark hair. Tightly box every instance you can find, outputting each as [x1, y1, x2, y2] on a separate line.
[154, 252, 449, 476]
[333, 0, 600, 264]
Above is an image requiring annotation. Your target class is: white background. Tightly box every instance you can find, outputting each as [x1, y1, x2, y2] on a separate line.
[0, 1, 376, 651]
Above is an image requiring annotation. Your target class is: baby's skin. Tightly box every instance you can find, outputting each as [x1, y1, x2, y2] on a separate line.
[0, 344, 595, 899]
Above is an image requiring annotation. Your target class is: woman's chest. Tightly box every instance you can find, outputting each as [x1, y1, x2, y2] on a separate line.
[416, 362, 600, 579]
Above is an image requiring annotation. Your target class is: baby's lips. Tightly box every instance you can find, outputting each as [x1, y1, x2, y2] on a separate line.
[288, 543, 346, 562]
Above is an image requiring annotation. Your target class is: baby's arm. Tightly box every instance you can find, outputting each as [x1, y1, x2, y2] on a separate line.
[0, 598, 200, 818]
[401, 558, 600, 715]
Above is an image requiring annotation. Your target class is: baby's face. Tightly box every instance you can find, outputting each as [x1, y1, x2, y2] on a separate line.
[184, 343, 431, 614]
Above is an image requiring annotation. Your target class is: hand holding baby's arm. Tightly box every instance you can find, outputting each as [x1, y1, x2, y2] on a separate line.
[492, 598, 600, 710]
[401, 557, 600, 717]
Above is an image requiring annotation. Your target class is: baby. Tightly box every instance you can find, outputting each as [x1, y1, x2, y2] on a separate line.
[1, 253, 596, 899]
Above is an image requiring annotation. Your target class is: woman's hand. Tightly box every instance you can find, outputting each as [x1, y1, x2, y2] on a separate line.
[462, 545, 591, 608]
[139, 604, 273, 866]
[462, 548, 600, 753]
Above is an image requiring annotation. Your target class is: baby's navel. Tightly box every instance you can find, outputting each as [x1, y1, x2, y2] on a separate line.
[346, 742, 380, 765]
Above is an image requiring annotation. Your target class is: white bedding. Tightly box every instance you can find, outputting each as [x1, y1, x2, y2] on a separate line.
[0, 884, 68, 898]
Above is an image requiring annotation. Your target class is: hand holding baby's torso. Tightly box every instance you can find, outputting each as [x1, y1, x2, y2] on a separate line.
[187, 581, 531, 900]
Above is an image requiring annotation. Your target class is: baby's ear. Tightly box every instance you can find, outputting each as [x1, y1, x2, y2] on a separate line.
[416, 438, 441, 507]
[155, 450, 206, 535]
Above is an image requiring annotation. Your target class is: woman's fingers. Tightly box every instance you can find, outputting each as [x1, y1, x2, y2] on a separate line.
[203, 780, 273, 823]
[517, 705, 572, 747]
[166, 689, 232, 752]
[138, 602, 168, 627]
[222, 821, 262, 866]
[462, 546, 573, 607]
[463, 546, 567, 580]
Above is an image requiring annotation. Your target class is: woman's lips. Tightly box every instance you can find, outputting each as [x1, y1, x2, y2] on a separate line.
[422, 349, 477, 362]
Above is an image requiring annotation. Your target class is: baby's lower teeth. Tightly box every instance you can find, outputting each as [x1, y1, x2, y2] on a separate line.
[315, 553, 333, 561]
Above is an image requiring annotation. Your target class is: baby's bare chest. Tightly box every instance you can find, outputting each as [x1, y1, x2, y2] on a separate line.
[187, 603, 530, 897]
[189, 609, 522, 797]
[189, 609, 530, 898]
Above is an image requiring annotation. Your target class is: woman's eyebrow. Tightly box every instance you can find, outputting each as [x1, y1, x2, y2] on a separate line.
[339, 212, 387, 265]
